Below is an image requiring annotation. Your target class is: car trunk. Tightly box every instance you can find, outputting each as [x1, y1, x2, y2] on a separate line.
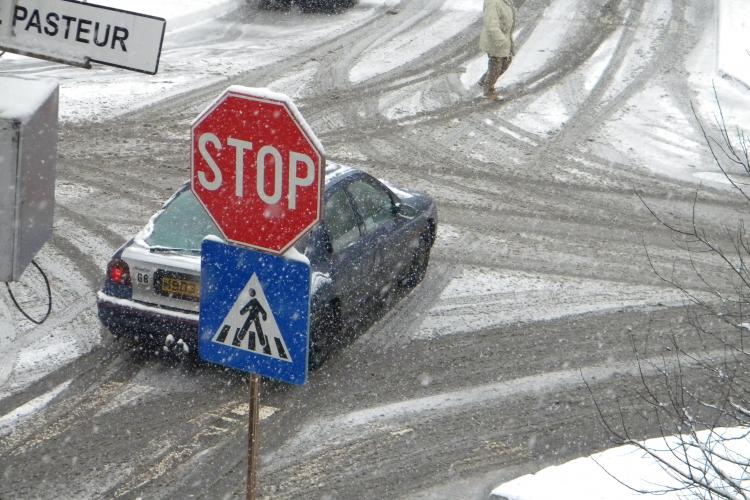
[122, 243, 202, 313]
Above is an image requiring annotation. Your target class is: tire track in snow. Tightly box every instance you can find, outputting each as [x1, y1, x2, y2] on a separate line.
[313, 0, 621, 142]
[324, 0, 449, 86]
[261, 347, 730, 499]
[1, 2, 730, 499]
[303, 0, 546, 102]
[355, 260, 455, 350]
[520, 0, 697, 183]
[0, 351, 136, 455]
[56, 204, 128, 251]
[97, 1, 393, 128]
[0, 214, 116, 403]
[0, 205, 115, 403]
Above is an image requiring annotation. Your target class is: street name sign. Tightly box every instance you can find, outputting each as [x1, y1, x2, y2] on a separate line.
[198, 238, 311, 385]
[0, 0, 166, 74]
[191, 86, 325, 254]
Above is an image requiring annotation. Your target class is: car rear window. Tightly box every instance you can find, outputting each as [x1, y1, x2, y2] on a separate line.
[145, 188, 221, 251]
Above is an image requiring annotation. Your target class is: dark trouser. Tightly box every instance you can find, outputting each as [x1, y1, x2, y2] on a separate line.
[479, 55, 512, 93]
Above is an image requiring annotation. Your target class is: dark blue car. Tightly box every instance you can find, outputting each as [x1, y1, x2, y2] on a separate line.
[97, 163, 437, 365]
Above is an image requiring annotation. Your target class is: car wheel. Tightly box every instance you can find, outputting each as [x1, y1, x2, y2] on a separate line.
[309, 301, 341, 369]
[401, 235, 431, 289]
[297, 0, 352, 13]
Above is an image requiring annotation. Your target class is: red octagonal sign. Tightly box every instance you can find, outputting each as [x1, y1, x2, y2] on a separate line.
[191, 86, 324, 254]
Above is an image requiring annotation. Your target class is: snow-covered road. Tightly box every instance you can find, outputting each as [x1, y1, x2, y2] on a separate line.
[1, 0, 749, 498]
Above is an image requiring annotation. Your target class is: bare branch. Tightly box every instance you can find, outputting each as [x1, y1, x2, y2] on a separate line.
[591, 88, 750, 498]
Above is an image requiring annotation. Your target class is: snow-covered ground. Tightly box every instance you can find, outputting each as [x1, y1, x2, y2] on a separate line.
[266, 351, 725, 474]
[0, 0, 742, 401]
[0, 0, 256, 403]
[0, 380, 70, 437]
[411, 258, 687, 340]
[0, 0, 401, 405]
[608, 0, 750, 186]
[687, 0, 750, 185]
[718, 0, 750, 88]
[0, 0, 398, 121]
[491, 427, 750, 500]
[351, 0, 482, 84]
[459, 0, 750, 188]
[1, 0, 749, 495]
[366, 0, 750, 495]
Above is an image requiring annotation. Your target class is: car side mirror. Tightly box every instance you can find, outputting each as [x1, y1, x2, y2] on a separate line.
[395, 202, 417, 218]
[392, 202, 402, 216]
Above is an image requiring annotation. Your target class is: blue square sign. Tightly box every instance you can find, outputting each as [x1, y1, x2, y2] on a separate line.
[198, 238, 311, 385]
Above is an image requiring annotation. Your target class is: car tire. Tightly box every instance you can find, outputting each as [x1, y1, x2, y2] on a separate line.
[309, 301, 342, 369]
[400, 234, 431, 289]
[297, 0, 355, 13]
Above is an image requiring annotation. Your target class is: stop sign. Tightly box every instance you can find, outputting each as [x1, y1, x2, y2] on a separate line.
[191, 86, 324, 254]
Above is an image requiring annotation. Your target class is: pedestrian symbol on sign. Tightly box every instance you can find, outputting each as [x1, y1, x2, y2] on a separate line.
[211, 273, 292, 362]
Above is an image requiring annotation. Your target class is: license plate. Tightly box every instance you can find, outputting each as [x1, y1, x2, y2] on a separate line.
[155, 271, 200, 301]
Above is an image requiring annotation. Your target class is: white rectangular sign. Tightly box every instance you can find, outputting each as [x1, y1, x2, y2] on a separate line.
[0, 0, 166, 74]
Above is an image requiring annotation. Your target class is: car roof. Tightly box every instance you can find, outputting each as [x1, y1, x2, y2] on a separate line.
[324, 162, 359, 188]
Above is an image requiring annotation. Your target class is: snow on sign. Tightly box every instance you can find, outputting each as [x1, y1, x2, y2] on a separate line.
[0, 0, 166, 74]
[198, 238, 311, 385]
[191, 86, 325, 254]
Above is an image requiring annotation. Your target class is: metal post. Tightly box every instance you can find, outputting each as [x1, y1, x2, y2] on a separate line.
[247, 374, 261, 500]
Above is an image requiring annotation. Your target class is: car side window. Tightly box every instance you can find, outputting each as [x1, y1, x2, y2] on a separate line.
[324, 189, 361, 253]
[347, 179, 394, 233]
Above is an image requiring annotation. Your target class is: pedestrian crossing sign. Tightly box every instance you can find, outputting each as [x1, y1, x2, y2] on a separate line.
[198, 238, 311, 385]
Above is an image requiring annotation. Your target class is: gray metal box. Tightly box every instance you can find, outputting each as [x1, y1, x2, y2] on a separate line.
[0, 76, 58, 282]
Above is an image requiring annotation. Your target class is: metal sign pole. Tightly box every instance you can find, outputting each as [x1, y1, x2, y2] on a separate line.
[247, 374, 260, 500]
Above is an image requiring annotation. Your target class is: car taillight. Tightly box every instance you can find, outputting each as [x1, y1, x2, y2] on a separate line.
[108, 259, 131, 286]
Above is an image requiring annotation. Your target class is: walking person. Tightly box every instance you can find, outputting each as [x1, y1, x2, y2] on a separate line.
[478, 0, 516, 100]
[232, 288, 270, 354]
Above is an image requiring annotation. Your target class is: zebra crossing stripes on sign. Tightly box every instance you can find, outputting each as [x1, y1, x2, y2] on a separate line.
[198, 238, 311, 385]
[211, 273, 292, 362]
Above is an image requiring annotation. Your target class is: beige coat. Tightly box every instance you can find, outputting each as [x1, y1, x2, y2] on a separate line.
[479, 0, 516, 58]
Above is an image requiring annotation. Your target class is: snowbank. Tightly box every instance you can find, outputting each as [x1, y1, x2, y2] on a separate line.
[683, 0, 750, 185]
[491, 427, 750, 500]
[718, 0, 750, 88]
